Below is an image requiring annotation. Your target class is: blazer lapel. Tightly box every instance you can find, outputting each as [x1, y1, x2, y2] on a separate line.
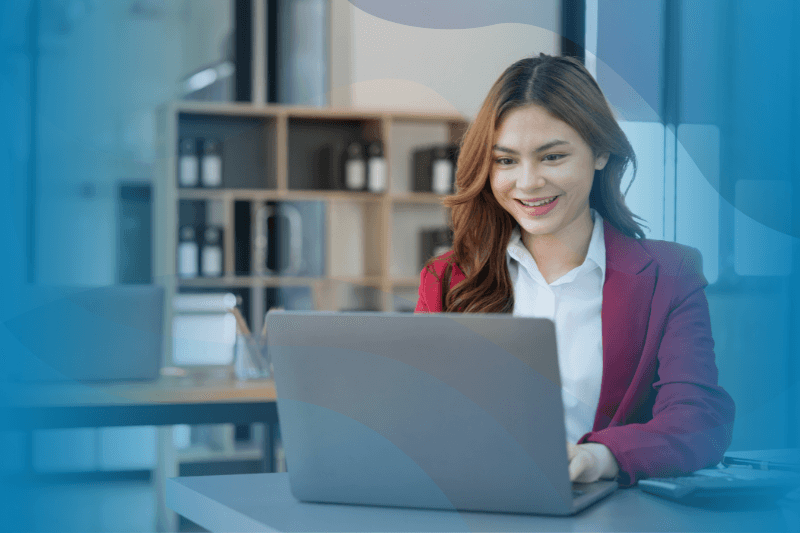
[594, 221, 657, 431]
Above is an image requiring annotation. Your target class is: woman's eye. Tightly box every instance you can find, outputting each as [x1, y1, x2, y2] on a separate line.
[494, 157, 514, 165]
[543, 153, 565, 162]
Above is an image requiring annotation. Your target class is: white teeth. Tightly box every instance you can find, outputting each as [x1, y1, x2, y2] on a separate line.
[519, 196, 557, 207]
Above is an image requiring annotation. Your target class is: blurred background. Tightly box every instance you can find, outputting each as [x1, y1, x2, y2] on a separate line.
[1, 0, 798, 531]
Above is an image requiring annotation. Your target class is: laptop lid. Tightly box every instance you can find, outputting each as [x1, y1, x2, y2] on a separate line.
[268, 311, 589, 515]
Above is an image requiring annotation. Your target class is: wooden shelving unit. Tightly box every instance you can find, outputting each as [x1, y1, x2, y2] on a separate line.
[155, 101, 468, 365]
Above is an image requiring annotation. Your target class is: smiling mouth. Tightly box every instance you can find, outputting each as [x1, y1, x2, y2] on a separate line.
[517, 196, 558, 207]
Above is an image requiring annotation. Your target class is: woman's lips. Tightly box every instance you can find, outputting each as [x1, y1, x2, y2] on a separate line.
[517, 195, 558, 206]
[516, 195, 559, 216]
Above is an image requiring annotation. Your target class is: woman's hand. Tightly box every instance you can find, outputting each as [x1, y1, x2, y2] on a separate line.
[566, 442, 620, 483]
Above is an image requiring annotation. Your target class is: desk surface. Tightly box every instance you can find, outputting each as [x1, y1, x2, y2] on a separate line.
[4, 374, 276, 407]
[166, 473, 795, 533]
[3, 375, 277, 429]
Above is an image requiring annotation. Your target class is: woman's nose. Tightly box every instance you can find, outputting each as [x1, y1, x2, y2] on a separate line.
[517, 163, 547, 190]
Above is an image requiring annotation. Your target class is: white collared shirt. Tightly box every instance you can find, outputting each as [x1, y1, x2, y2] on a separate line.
[506, 209, 605, 444]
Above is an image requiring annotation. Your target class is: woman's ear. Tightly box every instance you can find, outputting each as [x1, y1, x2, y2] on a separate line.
[594, 151, 610, 170]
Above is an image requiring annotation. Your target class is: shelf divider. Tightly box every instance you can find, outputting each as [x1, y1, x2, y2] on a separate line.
[275, 113, 288, 192]
[223, 192, 235, 276]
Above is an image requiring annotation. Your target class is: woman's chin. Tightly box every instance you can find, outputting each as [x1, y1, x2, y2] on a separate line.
[517, 219, 560, 238]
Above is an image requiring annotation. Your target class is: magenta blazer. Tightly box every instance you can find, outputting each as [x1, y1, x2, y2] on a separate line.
[415, 219, 735, 487]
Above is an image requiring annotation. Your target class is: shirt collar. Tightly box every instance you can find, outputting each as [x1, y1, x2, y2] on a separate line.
[507, 209, 606, 284]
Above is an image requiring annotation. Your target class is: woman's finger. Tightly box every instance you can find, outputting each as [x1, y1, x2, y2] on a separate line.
[566, 441, 577, 461]
[568, 450, 590, 482]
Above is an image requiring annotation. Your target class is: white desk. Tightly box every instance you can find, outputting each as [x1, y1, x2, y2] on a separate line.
[167, 473, 795, 532]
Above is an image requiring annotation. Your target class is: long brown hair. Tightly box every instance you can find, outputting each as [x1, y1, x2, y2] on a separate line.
[428, 53, 645, 313]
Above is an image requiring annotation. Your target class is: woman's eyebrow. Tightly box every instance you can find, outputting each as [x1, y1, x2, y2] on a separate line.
[492, 139, 570, 154]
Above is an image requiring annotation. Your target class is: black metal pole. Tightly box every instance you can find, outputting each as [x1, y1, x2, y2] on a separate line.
[561, 0, 586, 62]
[235, 0, 253, 102]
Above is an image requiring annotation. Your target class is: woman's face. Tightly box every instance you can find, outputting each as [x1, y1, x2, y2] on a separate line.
[490, 104, 608, 244]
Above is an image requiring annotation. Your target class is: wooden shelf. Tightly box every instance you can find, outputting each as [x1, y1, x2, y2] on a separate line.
[156, 101, 468, 365]
[176, 275, 386, 289]
[177, 276, 324, 288]
[392, 277, 423, 288]
[170, 100, 278, 118]
[283, 190, 384, 202]
[177, 188, 445, 203]
[391, 192, 448, 205]
[169, 100, 465, 123]
[328, 276, 383, 287]
[177, 188, 234, 200]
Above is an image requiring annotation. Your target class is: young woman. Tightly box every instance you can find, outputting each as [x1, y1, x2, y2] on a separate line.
[415, 54, 735, 487]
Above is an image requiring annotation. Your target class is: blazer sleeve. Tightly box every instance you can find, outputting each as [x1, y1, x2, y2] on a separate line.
[579, 248, 736, 487]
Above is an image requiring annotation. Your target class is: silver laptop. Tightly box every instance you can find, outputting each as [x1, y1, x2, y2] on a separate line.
[267, 311, 617, 515]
